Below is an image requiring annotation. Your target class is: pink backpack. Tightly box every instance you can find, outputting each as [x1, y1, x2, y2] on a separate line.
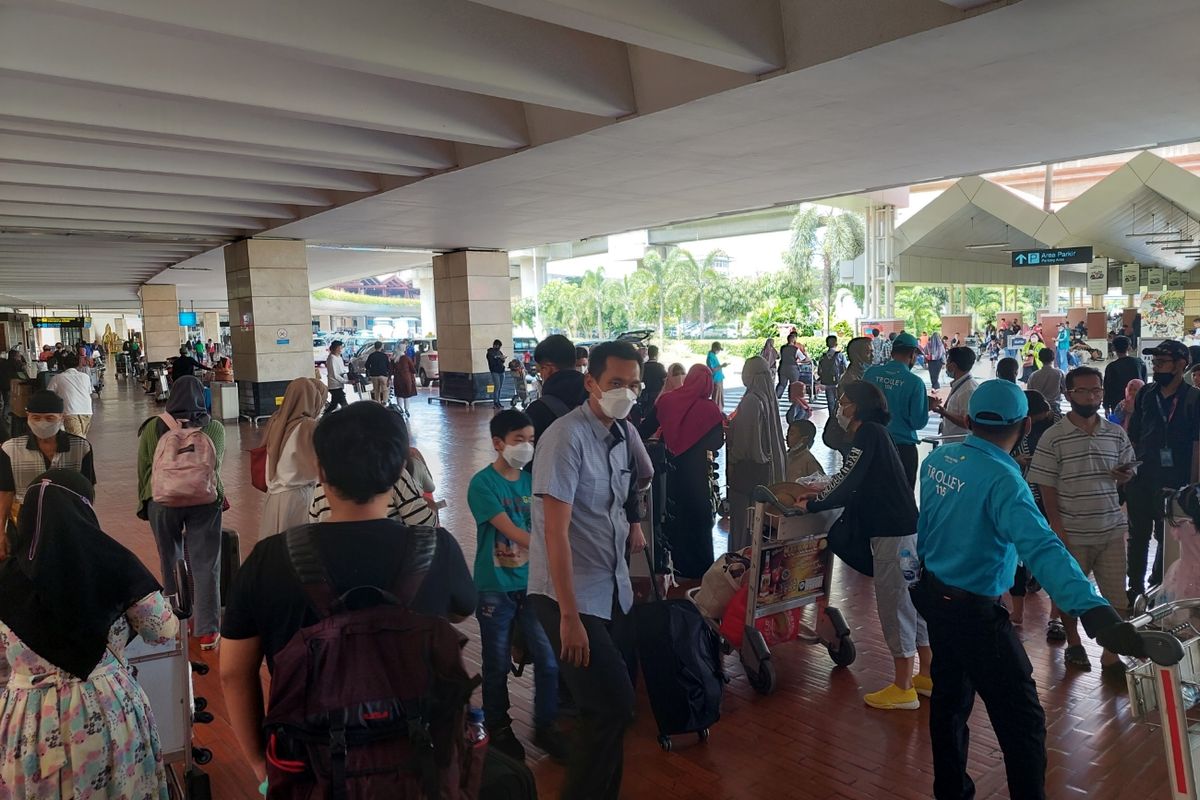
[151, 413, 218, 507]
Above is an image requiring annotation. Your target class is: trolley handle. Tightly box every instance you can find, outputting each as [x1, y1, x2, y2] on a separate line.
[1129, 598, 1200, 630]
[751, 485, 806, 517]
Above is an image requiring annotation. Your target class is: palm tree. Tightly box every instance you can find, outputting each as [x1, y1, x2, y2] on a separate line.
[964, 286, 1002, 328]
[580, 267, 607, 338]
[784, 206, 865, 335]
[675, 248, 726, 330]
[896, 287, 944, 334]
[635, 248, 690, 340]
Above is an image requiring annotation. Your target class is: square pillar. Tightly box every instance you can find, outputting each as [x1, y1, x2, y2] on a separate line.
[139, 283, 182, 364]
[202, 312, 222, 348]
[224, 239, 314, 419]
[433, 250, 512, 404]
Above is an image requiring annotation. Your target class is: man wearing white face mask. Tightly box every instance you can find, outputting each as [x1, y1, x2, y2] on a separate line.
[468, 409, 566, 763]
[0, 390, 95, 553]
[528, 340, 651, 799]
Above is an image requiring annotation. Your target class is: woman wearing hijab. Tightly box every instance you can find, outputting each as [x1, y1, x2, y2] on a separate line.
[643, 364, 726, 578]
[392, 346, 418, 416]
[726, 356, 786, 552]
[259, 378, 326, 537]
[0, 470, 178, 799]
[658, 363, 686, 398]
[760, 337, 779, 384]
[136, 375, 225, 650]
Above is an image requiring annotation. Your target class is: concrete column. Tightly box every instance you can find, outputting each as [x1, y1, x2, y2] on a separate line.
[433, 250, 512, 404]
[138, 283, 182, 364]
[114, 317, 128, 339]
[317, 315, 332, 332]
[1047, 265, 1061, 313]
[416, 277, 437, 336]
[202, 311, 221, 346]
[224, 238, 314, 418]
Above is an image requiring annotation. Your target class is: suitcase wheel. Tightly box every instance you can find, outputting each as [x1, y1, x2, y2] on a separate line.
[193, 710, 214, 725]
[658, 735, 672, 753]
[192, 747, 213, 766]
[827, 635, 856, 668]
[190, 661, 209, 676]
[698, 728, 710, 743]
[746, 659, 777, 695]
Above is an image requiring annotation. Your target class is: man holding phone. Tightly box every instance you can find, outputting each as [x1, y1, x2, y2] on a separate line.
[1026, 366, 1137, 674]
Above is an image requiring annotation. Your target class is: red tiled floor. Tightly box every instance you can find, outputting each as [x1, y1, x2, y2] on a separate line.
[83, 377, 1173, 799]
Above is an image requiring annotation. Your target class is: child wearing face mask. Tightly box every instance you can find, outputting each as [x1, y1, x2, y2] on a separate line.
[466, 409, 566, 763]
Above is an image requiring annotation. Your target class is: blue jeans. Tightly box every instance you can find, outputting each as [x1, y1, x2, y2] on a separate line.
[477, 590, 558, 730]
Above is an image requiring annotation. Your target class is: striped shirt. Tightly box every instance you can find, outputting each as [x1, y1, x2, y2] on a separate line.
[308, 467, 435, 527]
[1026, 416, 1134, 544]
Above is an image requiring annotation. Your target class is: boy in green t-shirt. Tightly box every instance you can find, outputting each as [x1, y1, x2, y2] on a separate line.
[469, 409, 565, 763]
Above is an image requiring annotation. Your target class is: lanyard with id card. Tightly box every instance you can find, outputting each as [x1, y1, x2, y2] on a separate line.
[1157, 392, 1179, 468]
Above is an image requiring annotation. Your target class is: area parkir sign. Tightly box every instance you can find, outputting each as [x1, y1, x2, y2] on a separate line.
[1011, 247, 1093, 267]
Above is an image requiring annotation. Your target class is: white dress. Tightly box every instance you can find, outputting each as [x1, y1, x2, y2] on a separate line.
[259, 426, 319, 538]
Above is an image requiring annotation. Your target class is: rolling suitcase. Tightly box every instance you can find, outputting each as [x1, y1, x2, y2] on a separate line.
[479, 748, 536, 800]
[633, 550, 724, 752]
[219, 528, 240, 607]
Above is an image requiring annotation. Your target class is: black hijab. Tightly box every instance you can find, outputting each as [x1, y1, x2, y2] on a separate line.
[165, 375, 211, 428]
[0, 469, 161, 679]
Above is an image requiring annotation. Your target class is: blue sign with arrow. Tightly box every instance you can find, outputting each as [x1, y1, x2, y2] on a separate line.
[1011, 247, 1093, 267]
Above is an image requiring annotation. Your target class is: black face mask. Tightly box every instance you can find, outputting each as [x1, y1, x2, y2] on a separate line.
[1153, 371, 1178, 385]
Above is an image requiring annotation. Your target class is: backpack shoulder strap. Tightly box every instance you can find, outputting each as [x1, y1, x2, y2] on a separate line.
[539, 393, 568, 419]
[158, 412, 180, 432]
[394, 525, 438, 606]
[285, 525, 341, 618]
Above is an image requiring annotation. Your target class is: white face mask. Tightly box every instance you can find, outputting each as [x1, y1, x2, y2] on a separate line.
[836, 410, 853, 431]
[28, 419, 62, 440]
[598, 387, 637, 420]
[502, 441, 534, 469]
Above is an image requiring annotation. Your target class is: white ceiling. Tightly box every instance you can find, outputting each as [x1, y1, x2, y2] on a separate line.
[2, 0, 1200, 310]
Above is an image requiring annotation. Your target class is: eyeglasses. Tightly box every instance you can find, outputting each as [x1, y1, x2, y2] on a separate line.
[1068, 388, 1103, 398]
[1151, 358, 1180, 368]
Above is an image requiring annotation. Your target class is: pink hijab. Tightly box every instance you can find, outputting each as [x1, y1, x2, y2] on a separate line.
[656, 364, 724, 456]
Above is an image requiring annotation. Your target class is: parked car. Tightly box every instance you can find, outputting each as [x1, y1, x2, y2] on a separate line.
[313, 335, 330, 365]
[413, 338, 438, 386]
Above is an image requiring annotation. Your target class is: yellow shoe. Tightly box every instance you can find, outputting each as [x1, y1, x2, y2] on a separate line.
[913, 674, 933, 697]
[864, 683, 920, 710]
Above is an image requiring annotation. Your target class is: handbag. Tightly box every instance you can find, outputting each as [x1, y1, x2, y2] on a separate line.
[249, 445, 268, 493]
[825, 514, 874, 577]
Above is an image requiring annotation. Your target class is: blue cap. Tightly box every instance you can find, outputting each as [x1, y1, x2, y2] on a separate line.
[968, 379, 1029, 426]
[892, 331, 920, 349]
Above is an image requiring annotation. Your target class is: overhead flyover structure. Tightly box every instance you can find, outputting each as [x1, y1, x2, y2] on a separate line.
[894, 151, 1200, 319]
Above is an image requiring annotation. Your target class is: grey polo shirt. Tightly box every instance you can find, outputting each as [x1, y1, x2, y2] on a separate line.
[528, 402, 647, 619]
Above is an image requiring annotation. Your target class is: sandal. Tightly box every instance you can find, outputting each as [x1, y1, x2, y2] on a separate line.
[1046, 618, 1066, 642]
[1064, 644, 1092, 671]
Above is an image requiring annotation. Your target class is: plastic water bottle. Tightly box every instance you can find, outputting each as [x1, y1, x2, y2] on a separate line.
[1183, 683, 1200, 710]
[899, 548, 920, 586]
[466, 707, 488, 747]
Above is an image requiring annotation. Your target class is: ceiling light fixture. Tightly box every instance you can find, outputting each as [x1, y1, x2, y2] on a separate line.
[1145, 239, 1194, 246]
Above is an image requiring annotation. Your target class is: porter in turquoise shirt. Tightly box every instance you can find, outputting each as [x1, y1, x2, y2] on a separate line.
[863, 360, 930, 446]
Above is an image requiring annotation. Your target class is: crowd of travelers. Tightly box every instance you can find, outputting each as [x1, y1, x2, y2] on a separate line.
[0, 315, 1190, 800]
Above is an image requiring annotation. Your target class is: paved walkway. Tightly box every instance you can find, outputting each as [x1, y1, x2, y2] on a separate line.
[81, 372, 1167, 799]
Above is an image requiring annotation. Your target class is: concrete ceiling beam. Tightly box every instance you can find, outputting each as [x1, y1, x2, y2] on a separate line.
[0, 133, 383, 192]
[0, 202, 266, 230]
[470, 0, 784, 74]
[0, 164, 332, 206]
[38, 0, 635, 116]
[0, 185, 295, 220]
[0, 75, 458, 170]
[0, 7, 531, 147]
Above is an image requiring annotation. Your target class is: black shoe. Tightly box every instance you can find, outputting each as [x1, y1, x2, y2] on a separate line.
[533, 725, 569, 764]
[489, 725, 526, 761]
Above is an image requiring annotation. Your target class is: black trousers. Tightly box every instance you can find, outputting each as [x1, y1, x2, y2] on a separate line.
[897, 443, 918, 489]
[928, 358, 944, 390]
[323, 387, 349, 415]
[1126, 481, 1166, 596]
[911, 576, 1046, 800]
[531, 594, 635, 800]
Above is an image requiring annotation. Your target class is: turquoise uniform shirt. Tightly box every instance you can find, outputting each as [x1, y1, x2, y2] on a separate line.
[916, 435, 1107, 615]
[863, 360, 930, 446]
[707, 351, 724, 383]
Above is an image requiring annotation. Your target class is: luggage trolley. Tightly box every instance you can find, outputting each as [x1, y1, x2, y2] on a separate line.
[691, 485, 855, 695]
[127, 561, 214, 800]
